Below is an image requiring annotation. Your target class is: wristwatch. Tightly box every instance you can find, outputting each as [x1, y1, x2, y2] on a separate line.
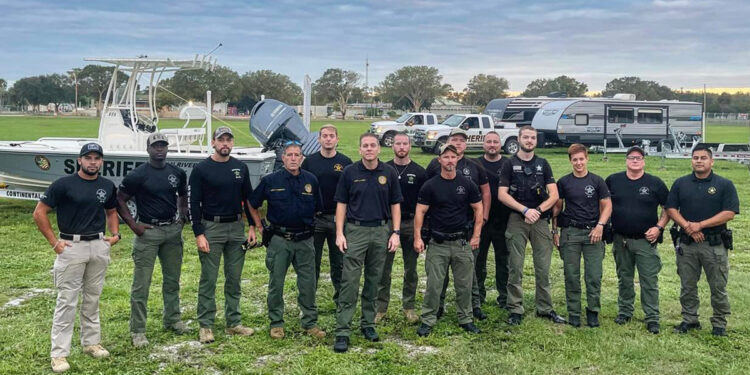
[551, 228, 559, 235]
[112, 232, 122, 240]
[391, 230, 401, 235]
[656, 224, 664, 231]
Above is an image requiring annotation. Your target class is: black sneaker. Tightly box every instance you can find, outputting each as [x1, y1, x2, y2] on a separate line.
[507, 313, 523, 326]
[437, 306, 445, 319]
[674, 321, 701, 334]
[361, 327, 380, 342]
[586, 308, 600, 328]
[614, 315, 631, 325]
[537, 310, 567, 324]
[647, 322, 660, 334]
[472, 307, 487, 321]
[568, 315, 581, 328]
[333, 336, 349, 353]
[459, 322, 481, 334]
[711, 326, 727, 337]
[416, 323, 432, 337]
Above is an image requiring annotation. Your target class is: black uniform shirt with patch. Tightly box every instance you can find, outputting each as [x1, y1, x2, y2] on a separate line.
[40, 174, 117, 235]
[557, 172, 610, 223]
[249, 168, 322, 228]
[119, 163, 187, 222]
[334, 160, 403, 222]
[301, 151, 353, 215]
[188, 156, 253, 236]
[665, 171, 740, 227]
[418, 174, 481, 233]
[426, 156, 488, 187]
[498, 154, 555, 210]
[387, 160, 427, 218]
[605, 171, 668, 236]
[476, 156, 512, 221]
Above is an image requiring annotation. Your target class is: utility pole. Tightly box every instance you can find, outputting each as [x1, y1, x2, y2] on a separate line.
[68, 69, 80, 115]
[365, 55, 369, 118]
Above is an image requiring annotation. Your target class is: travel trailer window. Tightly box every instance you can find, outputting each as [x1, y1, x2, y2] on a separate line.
[608, 108, 634, 123]
[502, 111, 524, 122]
[637, 109, 663, 124]
[575, 114, 589, 125]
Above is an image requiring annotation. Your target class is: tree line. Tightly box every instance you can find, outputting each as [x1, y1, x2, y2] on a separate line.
[3, 66, 750, 116]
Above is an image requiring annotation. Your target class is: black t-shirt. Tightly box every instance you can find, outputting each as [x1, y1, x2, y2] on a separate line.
[188, 156, 253, 236]
[119, 163, 187, 222]
[249, 168, 322, 228]
[301, 151, 353, 215]
[665, 171, 740, 228]
[386, 160, 427, 217]
[605, 172, 668, 236]
[334, 160, 403, 221]
[418, 174, 481, 233]
[499, 154, 555, 210]
[40, 174, 117, 235]
[557, 172, 610, 223]
[426, 156, 488, 187]
[476, 156, 512, 221]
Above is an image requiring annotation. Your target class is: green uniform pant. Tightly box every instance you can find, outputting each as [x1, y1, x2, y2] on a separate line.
[559, 227, 604, 317]
[197, 220, 246, 328]
[130, 222, 184, 333]
[377, 219, 419, 312]
[335, 223, 389, 337]
[505, 213, 555, 315]
[613, 234, 661, 323]
[265, 235, 318, 329]
[676, 240, 730, 328]
[421, 239, 474, 327]
[313, 214, 343, 305]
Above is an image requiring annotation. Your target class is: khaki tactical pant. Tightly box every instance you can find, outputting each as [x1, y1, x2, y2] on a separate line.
[335, 223, 389, 337]
[613, 234, 661, 323]
[51, 236, 110, 358]
[421, 238, 474, 327]
[377, 219, 419, 312]
[559, 227, 604, 317]
[130, 222, 184, 333]
[265, 235, 318, 329]
[313, 214, 344, 306]
[676, 239, 730, 328]
[505, 213, 555, 315]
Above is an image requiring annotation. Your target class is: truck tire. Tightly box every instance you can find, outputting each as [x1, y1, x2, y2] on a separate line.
[503, 137, 519, 154]
[382, 132, 396, 147]
[433, 137, 448, 155]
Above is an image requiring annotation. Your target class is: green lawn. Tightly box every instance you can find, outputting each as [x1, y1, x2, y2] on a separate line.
[0, 116, 749, 374]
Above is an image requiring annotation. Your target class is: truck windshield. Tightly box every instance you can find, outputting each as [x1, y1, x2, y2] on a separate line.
[396, 114, 412, 123]
[442, 115, 466, 127]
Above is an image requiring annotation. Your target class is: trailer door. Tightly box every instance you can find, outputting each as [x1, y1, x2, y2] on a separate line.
[604, 105, 634, 144]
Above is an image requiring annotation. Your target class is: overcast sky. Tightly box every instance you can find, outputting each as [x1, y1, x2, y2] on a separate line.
[2, 0, 749, 92]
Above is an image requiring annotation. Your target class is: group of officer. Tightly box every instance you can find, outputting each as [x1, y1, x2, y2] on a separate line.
[34, 123, 738, 372]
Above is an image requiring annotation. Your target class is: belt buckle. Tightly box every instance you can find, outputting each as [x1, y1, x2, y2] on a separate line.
[283, 232, 294, 241]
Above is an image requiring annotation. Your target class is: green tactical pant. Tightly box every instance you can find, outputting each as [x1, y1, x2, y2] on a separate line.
[335, 223, 389, 337]
[421, 238, 474, 327]
[559, 227, 604, 317]
[377, 219, 419, 312]
[676, 239, 730, 328]
[313, 214, 343, 305]
[613, 234, 661, 323]
[265, 235, 318, 329]
[197, 220, 246, 328]
[130, 222, 184, 333]
[505, 213, 555, 315]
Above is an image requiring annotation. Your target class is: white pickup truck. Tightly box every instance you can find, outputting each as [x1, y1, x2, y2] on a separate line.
[369, 112, 438, 146]
[411, 114, 520, 154]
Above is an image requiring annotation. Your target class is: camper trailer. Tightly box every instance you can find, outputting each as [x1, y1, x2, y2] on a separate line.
[484, 97, 580, 145]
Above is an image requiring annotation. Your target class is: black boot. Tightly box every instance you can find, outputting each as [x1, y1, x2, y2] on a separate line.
[459, 322, 481, 334]
[586, 308, 599, 328]
[417, 323, 432, 337]
[472, 307, 487, 321]
[568, 315, 581, 328]
[333, 336, 349, 353]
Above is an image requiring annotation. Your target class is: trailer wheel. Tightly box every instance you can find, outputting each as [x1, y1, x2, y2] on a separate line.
[382, 132, 396, 147]
[504, 137, 519, 154]
[433, 137, 448, 155]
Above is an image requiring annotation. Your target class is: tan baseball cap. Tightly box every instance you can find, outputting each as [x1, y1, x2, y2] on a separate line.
[449, 127, 468, 138]
[147, 132, 169, 146]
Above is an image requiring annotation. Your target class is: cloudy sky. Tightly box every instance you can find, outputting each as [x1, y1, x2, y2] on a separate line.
[1, 0, 748, 92]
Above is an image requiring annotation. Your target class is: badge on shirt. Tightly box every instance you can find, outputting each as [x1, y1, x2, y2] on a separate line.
[708, 186, 717, 195]
[168, 174, 179, 188]
[639, 186, 650, 195]
[334, 163, 343, 172]
[407, 174, 416, 184]
[536, 165, 543, 172]
[463, 167, 471, 176]
[96, 189, 107, 203]
[456, 186, 466, 195]
[513, 165, 522, 172]
[584, 185, 595, 198]
[378, 175, 387, 185]
[304, 183, 312, 193]
[232, 168, 242, 179]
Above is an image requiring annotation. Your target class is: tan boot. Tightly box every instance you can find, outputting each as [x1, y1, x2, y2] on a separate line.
[199, 327, 215, 344]
[404, 309, 419, 324]
[51, 357, 70, 373]
[225, 324, 255, 336]
[375, 311, 386, 324]
[305, 326, 327, 339]
[269, 327, 285, 339]
[82, 344, 110, 359]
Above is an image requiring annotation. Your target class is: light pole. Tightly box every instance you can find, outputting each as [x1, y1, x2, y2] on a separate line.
[68, 69, 79, 115]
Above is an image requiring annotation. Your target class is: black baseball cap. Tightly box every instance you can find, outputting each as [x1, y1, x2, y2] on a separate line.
[213, 126, 234, 139]
[626, 146, 645, 157]
[80, 142, 104, 157]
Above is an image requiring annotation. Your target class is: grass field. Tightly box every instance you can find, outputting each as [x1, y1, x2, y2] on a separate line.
[0, 116, 748, 374]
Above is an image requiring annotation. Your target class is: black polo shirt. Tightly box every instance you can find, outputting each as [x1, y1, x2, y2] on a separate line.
[499, 154, 555, 210]
[476, 155, 512, 222]
[301, 151, 352, 215]
[557, 172, 610, 223]
[334, 160, 403, 221]
[387, 160, 427, 218]
[665, 171, 740, 228]
[250, 168, 322, 228]
[418, 174, 481, 233]
[40, 174, 117, 235]
[426, 156, 488, 187]
[119, 162, 187, 222]
[606, 171, 668, 236]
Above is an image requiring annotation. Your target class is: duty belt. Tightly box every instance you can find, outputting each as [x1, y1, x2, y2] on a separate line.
[59, 232, 103, 241]
[560, 217, 597, 230]
[430, 230, 466, 244]
[203, 214, 241, 223]
[141, 217, 177, 226]
[347, 219, 388, 227]
[270, 225, 314, 242]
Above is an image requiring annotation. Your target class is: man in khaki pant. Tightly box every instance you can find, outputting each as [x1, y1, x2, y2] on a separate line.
[33, 142, 120, 373]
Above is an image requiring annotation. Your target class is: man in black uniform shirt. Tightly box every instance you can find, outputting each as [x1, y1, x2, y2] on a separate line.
[301, 124, 352, 306]
[376, 132, 426, 324]
[189, 126, 256, 344]
[34, 142, 120, 373]
[605, 146, 670, 334]
[117, 133, 189, 347]
[426, 127, 491, 320]
[475, 131, 512, 309]
[666, 144, 739, 336]
[414, 144, 483, 337]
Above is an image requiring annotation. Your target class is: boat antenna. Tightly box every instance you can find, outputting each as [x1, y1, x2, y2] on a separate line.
[207, 43, 223, 57]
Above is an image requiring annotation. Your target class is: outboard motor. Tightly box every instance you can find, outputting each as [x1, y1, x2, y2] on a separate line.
[249, 99, 320, 169]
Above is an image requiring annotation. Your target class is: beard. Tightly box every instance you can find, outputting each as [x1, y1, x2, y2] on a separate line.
[217, 147, 231, 156]
[81, 166, 99, 176]
[520, 144, 535, 153]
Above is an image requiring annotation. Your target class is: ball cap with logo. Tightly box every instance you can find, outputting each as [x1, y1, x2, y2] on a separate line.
[147, 132, 170, 146]
[439, 143, 458, 155]
[626, 145, 645, 157]
[213, 126, 234, 139]
[79, 142, 104, 157]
